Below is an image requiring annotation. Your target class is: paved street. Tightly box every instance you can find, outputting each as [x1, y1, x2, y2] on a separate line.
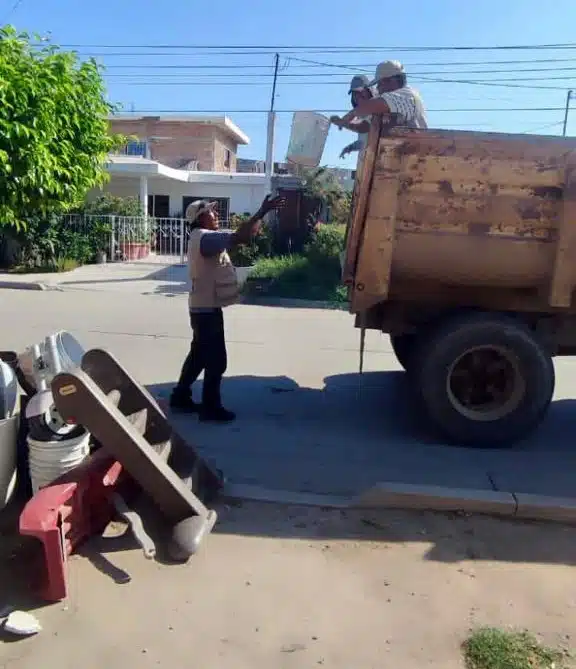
[3, 284, 576, 499]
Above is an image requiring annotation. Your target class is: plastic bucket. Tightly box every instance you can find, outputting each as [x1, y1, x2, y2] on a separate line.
[28, 430, 90, 494]
[286, 111, 330, 168]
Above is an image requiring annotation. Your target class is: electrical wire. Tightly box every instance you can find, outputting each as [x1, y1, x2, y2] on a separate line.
[1, 0, 24, 22]
[57, 42, 576, 51]
[111, 107, 571, 114]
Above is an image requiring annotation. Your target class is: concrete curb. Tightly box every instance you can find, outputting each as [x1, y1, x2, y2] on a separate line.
[0, 280, 48, 291]
[222, 481, 576, 524]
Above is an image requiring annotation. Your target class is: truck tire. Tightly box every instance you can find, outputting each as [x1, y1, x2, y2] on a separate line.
[390, 334, 418, 371]
[414, 313, 555, 447]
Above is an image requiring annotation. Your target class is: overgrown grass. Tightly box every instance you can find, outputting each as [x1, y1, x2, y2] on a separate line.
[244, 223, 348, 304]
[246, 254, 347, 303]
[9, 258, 79, 274]
[463, 628, 570, 669]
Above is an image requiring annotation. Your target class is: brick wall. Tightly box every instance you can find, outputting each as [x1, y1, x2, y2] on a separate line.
[110, 119, 239, 172]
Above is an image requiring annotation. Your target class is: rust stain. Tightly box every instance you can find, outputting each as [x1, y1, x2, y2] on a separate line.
[532, 186, 562, 199]
[438, 180, 455, 195]
[467, 222, 491, 236]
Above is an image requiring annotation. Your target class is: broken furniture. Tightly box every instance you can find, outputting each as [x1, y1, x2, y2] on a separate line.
[19, 347, 223, 602]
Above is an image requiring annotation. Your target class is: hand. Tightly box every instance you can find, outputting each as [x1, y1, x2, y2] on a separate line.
[330, 115, 344, 129]
[257, 194, 286, 217]
[339, 147, 350, 159]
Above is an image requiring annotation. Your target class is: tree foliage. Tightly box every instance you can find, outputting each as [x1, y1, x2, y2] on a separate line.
[0, 26, 123, 229]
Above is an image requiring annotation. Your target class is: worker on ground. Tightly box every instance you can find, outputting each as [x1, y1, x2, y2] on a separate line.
[331, 60, 428, 132]
[336, 74, 373, 160]
[170, 194, 284, 422]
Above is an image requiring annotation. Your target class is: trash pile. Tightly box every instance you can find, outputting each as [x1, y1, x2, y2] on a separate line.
[0, 333, 224, 611]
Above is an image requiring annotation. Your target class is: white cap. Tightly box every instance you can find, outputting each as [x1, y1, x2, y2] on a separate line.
[185, 200, 218, 223]
[368, 60, 405, 86]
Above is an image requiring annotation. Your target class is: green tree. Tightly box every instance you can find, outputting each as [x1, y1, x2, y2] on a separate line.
[0, 26, 123, 229]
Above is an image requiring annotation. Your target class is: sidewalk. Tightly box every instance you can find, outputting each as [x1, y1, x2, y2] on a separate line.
[0, 256, 188, 295]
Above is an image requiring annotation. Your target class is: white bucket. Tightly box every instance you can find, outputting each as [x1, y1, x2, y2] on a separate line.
[28, 430, 90, 494]
[286, 111, 330, 168]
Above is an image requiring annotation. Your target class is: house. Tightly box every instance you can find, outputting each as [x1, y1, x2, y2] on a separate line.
[93, 115, 269, 220]
[109, 115, 249, 172]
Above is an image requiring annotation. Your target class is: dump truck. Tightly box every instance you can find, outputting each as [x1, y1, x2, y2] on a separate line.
[343, 117, 576, 447]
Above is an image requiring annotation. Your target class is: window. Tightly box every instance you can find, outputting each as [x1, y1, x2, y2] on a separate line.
[147, 195, 170, 218]
[124, 140, 148, 157]
[182, 196, 230, 223]
[224, 149, 231, 169]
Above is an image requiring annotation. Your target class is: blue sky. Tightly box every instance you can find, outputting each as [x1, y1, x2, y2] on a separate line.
[5, 0, 576, 168]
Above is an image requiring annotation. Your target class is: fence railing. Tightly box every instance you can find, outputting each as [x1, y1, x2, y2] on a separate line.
[60, 214, 231, 263]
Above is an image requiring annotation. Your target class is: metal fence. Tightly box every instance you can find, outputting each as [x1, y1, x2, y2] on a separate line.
[60, 214, 231, 263]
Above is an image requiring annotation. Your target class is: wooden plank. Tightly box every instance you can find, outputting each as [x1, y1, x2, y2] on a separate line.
[396, 191, 560, 230]
[395, 219, 554, 241]
[386, 128, 576, 160]
[351, 147, 402, 313]
[342, 115, 382, 287]
[549, 152, 576, 307]
[395, 154, 563, 188]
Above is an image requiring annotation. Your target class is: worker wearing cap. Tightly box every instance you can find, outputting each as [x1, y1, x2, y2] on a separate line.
[337, 74, 373, 160]
[170, 194, 284, 422]
[332, 60, 428, 131]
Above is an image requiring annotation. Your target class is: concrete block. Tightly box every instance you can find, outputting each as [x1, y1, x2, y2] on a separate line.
[352, 482, 517, 516]
[514, 493, 576, 523]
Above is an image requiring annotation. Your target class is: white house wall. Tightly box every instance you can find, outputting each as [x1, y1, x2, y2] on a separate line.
[90, 175, 267, 217]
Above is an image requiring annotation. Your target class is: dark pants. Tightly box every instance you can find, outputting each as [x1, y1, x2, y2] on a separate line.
[174, 309, 227, 408]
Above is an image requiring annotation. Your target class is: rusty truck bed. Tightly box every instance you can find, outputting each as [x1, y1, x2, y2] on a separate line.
[344, 119, 576, 315]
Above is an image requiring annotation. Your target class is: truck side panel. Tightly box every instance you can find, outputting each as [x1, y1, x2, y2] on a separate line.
[346, 123, 576, 315]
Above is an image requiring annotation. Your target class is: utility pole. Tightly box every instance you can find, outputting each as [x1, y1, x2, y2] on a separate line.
[563, 89, 573, 137]
[265, 53, 280, 192]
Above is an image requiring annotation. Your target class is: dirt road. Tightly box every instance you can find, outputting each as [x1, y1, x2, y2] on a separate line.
[1, 502, 574, 669]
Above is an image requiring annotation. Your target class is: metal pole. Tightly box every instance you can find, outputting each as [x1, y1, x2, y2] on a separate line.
[265, 53, 280, 192]
[563, 90, 573, 137]
[180, 217, 186, 264]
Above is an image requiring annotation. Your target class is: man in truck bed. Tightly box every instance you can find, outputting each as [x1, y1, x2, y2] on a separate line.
[332, 60, 428, 130]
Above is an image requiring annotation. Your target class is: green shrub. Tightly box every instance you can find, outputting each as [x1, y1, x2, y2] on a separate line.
[305, 223, 346, 266]
[79, 193, 143, 217]
[228, 216, 273, 267]
[247, 254, 346, 303]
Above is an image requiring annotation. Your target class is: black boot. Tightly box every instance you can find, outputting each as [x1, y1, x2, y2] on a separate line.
[169, 388, 200, 414]
[199, 405, 236, 423]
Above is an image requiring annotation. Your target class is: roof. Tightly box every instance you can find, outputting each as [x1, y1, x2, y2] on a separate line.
[105, 155, 269, 184]
[108, 114, 250, 145]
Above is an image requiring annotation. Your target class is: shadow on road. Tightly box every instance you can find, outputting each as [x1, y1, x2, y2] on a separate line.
[213, 499, 576, 567]
[151, 370, 576, 501]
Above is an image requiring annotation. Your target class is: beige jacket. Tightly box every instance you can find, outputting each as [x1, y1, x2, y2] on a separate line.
[187, 228, 240, 309]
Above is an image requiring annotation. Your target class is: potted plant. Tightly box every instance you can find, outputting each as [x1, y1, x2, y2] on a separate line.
[118, 225, 151, 261]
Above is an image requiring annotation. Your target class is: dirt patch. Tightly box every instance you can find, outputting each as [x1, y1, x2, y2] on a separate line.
[1, 503, 575, 669]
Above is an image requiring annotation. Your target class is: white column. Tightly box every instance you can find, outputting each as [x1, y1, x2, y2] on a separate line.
[139, 176, 148, 216]
[139, 175, 149, 236]
[265, 111, 276, 194]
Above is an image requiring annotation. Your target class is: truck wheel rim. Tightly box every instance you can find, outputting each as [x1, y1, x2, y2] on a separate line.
[446, 346, 526, 422]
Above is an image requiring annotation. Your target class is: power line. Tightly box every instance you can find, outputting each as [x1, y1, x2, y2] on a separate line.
[1, 0, 24, 22]
[101, 65, 576, 76]
[112, 107, 572, 114]
[64, 54, 576, 67]
[58, 42, 576, 51]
